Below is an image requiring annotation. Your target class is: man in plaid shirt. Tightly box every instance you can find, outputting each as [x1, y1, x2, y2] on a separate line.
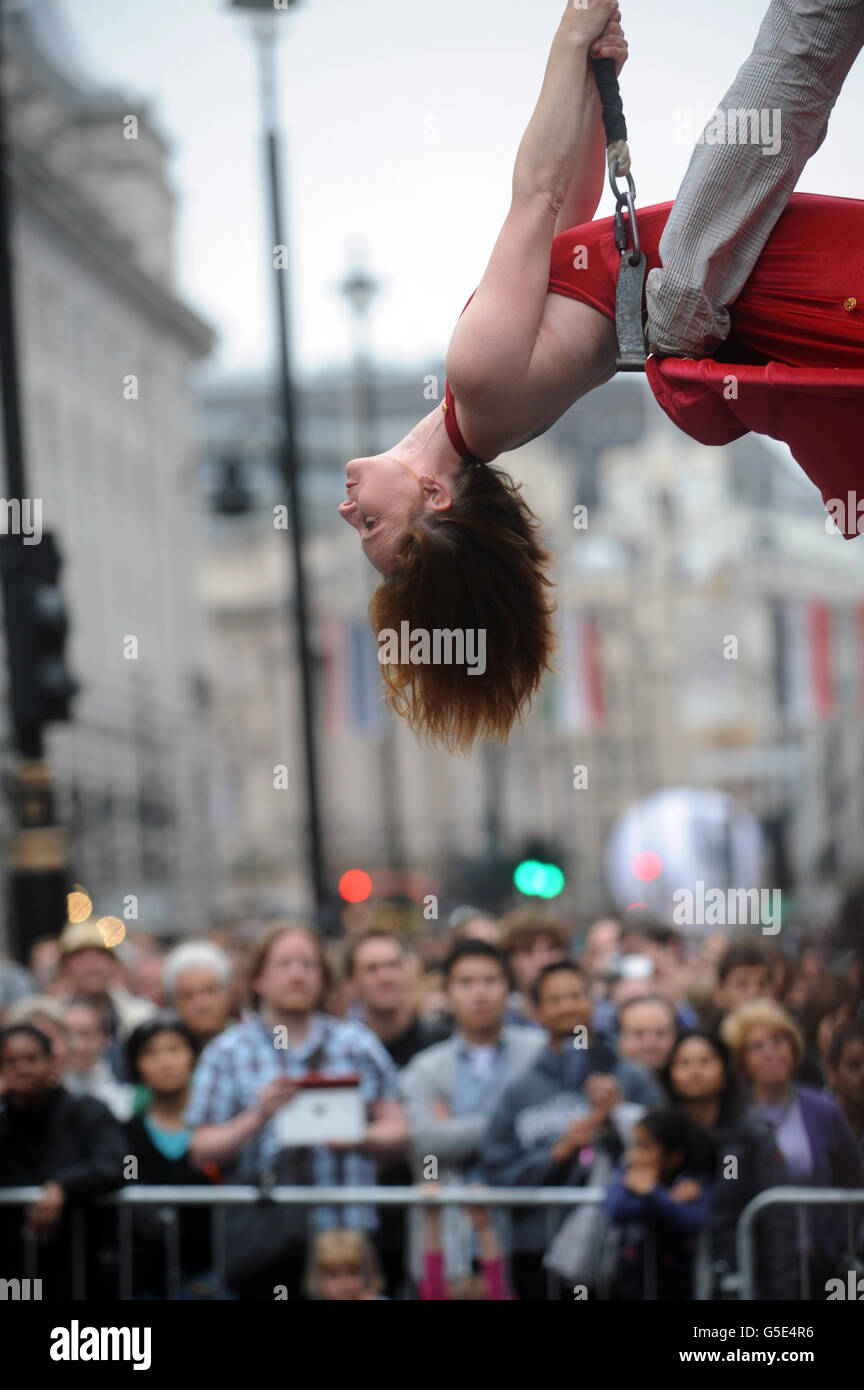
[647, 0, 864, 359]
[186, 923, 406, 1295]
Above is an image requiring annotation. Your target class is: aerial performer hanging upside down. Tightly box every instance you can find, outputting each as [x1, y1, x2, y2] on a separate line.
[338, 0, 864, 751]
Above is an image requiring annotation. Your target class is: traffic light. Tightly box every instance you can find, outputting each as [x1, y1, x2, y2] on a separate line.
[338, 868, 373, 903]
[211, 457, 253, 515]
[0, 531, 78, 749]
[513, 858, 565, 899]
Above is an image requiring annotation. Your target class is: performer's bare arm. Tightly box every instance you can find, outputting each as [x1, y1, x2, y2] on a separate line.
[511, 0, 620, 221]
[551, 69, 610, 237]
[447, 0, 622, 400]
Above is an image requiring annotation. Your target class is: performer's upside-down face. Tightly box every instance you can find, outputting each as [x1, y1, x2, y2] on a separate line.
[337, 444, 558, 752]
[338, 454, 451, 574]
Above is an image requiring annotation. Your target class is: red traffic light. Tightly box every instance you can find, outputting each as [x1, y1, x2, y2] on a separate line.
[338, 869, 373, 903]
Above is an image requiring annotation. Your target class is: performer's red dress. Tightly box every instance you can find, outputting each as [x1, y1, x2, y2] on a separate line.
[443, 193, 864, 536]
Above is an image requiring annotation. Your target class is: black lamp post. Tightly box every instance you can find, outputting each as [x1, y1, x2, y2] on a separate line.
[0, 0, 76, 960]
[338, 252, 405, 875]
[230, 0, 327, 919]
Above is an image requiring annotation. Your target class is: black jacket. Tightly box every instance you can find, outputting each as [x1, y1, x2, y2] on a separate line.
[122, 1112, 215, 1291]
[0, 1085, 125, 1195]
[709, 1108, 798, 1299]
[0, 1086, 126, 1297]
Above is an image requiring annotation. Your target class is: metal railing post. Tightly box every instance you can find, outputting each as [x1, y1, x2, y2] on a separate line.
[70, 1207, 86, 1300]
[118, 1204, 133, 1300]
[736, 1187, 864, 1301]
[4, 1183, 857, 1301]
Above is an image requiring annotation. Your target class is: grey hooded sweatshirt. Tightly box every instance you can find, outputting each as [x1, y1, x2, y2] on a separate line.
[481, 1039, 663, 1252]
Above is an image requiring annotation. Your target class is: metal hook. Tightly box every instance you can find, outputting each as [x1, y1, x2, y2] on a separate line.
[609, 165, 641, 267]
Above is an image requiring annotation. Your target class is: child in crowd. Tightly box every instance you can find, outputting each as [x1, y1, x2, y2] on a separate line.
[605, 1109, 715, 1300]
[305, 1228, 388, 1300]
[419, 1185, 511, 1300]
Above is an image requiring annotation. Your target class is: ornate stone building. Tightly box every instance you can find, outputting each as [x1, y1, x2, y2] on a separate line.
[0, 1, 215, 940]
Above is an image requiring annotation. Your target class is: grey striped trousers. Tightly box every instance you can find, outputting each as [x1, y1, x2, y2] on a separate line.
[645, 0, 864, 358]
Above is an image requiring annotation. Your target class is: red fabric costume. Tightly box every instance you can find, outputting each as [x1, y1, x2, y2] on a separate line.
[443, 193, 864, 536]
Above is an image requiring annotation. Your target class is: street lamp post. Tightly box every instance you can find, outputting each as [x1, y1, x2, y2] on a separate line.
[338, 252, 405, 875]
[0, 0, 76, 959]
[230, 0, 327, 920]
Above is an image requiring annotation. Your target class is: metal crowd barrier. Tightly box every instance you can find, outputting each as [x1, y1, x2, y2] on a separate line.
[0, 1183, 720, 1301]
[735, 1187, 864, 1301]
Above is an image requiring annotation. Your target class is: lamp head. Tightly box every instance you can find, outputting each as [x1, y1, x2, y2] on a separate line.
[230, 0, 300, 10]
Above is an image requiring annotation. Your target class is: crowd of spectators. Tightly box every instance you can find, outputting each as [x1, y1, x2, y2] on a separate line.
[0, 907, 862, 1300]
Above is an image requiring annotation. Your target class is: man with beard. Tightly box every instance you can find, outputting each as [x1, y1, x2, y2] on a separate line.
[186, 923, 406, 1299]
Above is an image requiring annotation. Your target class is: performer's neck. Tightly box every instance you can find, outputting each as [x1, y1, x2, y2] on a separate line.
[400, 404, 464, 475]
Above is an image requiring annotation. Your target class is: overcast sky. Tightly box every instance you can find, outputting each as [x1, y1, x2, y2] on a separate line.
[61, 0, 864, 380]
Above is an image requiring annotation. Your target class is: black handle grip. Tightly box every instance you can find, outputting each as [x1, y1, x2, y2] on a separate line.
[591, 55, 627, 146]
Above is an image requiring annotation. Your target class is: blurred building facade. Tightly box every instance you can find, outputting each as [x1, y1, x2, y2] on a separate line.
[198, 359, 864, 928]
[8, 1, 860, 945]
[0, 1, 216, 941]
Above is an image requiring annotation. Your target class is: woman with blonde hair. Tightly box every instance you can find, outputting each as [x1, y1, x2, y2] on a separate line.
[721, 998, 863, 1292]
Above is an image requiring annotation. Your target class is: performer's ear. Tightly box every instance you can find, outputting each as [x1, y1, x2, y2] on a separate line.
[418, 473, 452, 511]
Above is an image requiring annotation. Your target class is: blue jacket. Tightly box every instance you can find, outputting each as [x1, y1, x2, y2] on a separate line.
[605, 1169, 712, 1300]
[792, 1086, 864, 1262]
[606, 1173, 711, 1238]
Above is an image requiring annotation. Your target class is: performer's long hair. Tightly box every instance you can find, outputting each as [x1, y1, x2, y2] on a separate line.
[368, 460, 557, 753]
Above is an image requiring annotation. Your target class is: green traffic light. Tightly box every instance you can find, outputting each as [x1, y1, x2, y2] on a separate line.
[537, 864, 565, 898]
[514, 859, 542, 894]
[513, 859, 565, 898]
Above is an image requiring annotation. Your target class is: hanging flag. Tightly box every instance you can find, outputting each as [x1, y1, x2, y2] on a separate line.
[322, 615, 387, 734]
[809, 602, 834, 717]
[773, 600, 834, 722]
[555, 610, 605, 731]
[349, 618, 388, 731]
